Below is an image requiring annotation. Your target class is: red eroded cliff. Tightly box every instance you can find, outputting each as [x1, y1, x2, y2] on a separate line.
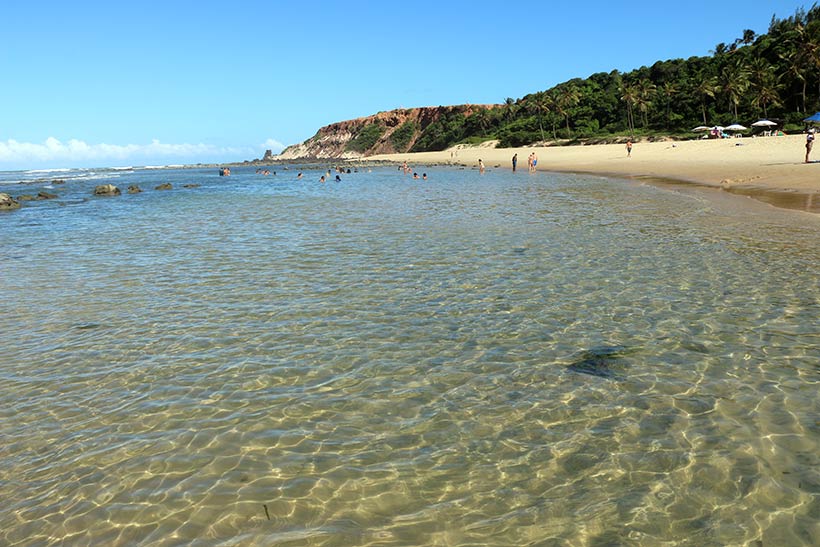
[278, 104, 500, 160]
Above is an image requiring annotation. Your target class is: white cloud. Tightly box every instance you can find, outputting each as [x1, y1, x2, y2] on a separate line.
[261, 138, 286, 151]
[0, 137, 287, 169]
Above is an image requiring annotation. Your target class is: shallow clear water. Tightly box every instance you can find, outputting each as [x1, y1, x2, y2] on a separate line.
[1, 167, 818, 546]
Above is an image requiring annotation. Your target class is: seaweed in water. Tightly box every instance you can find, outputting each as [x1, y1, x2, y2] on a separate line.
[567, 345, 630, 379]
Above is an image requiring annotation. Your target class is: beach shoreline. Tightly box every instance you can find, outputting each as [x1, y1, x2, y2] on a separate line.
[369, 135, 820, 214]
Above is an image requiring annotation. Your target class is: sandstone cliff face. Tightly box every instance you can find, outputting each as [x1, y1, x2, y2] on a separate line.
[278, 104, 499, 160]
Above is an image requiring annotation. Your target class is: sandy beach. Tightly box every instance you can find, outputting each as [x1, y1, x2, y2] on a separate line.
[371, 134, 820, 213]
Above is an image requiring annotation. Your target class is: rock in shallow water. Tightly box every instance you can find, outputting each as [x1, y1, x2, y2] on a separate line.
[567, 345, 630, 379]
[0, 193, 21, 210]
[94, 184, 121, 196]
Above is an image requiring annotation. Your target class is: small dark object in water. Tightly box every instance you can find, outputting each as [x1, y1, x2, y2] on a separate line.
[74, 323, 101, 330]
[567, 345, 629, 379]
[263, 504, 270, 521]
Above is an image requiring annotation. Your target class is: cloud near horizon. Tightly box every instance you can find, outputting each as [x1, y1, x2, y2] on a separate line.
[0, 137, 286, 168]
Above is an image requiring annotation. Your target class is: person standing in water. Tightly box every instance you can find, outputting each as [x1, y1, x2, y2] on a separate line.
[512, 153, 518, 172]
[478, 159, 485, 173]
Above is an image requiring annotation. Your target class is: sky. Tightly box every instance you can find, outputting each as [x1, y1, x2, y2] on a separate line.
[0, 0, 812, 169]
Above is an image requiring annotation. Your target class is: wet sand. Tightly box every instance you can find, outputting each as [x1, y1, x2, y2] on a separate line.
[370, 135, 820, 214]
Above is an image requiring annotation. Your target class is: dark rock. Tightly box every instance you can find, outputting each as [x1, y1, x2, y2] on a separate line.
[94, 184, 121, 196]
[36, 191, 58, 200]
[16, 194, 36, 201]
[567, 345, 630, 379]
[52, 179, 66, 184]
[127, 185, 142, 194]
[182, 183, 200, 188]
[155, 183, 173, 190]
[0, 193, 21, 210]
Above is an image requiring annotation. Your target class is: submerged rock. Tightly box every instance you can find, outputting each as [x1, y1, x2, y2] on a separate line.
[37, 191, 58, 200]
[567, 345, 630, 379]
[0, 193, 21, 210]
[94, 184, 121, 196]
[182, 183, 200, 188]
[155, 183, 173, 190]
[127, 185, 142, 194]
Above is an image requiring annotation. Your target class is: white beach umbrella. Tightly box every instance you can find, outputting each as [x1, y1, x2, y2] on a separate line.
[751, 119, 777, 127]
[691, 126, 710, 131]
[724, 124, 747, 131]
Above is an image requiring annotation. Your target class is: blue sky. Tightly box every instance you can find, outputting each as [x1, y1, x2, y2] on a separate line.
[0, 0, 811, 169]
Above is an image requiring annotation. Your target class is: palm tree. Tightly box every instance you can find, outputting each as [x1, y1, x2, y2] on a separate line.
[741, 29, 757, 46]
[472, 109, 492, 134]
[503, 97, 518, 122]
[695, 76, 718, 125]
[748, 57, 782, 118]
[546, 90, 561, 140]
[660, 82, 678, 128]
[712, 42, 729, 56]
[556, 85, 580, 136]
[752, 79, 783, 118]
[718, 60, 750, 120]
[530, 92, 550, 142]
[776, 22, 816, 112]
[635, 79, 656, 128]
[620, 82, 638, 138]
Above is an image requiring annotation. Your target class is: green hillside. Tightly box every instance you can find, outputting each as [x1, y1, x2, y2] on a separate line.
[407, 5, 820, 151]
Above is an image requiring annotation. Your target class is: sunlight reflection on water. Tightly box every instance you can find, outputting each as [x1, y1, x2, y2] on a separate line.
[1, 166, 818, 546]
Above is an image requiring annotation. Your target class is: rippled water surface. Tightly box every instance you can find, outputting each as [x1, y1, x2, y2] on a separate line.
[1, 167, 818, 546]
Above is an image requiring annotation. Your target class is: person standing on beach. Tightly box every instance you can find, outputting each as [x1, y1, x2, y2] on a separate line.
[806, 129, 815, 163]
[626, 140, 633, 158]
[512, 153, 518, 172]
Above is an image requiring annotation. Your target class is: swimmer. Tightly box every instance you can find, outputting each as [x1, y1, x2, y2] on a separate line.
[320, 175, 325, 183]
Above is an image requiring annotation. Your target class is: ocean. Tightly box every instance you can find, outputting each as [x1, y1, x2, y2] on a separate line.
[1, 165, 818, 546]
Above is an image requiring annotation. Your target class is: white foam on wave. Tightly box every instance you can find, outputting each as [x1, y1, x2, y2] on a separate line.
[23, 168, 76, 174]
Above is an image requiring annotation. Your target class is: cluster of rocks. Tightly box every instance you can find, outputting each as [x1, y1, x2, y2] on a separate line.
[2, 181, 199, 212]
[1, 191, 60, 210]
[94, 182, 176, 195]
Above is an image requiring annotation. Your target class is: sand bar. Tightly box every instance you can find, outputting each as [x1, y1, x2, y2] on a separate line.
[370, 135, 820, 214]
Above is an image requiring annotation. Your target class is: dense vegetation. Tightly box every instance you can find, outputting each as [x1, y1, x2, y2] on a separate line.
[409, 5, 820, 151]
[346, 123, 385, 152]
[389, 120, 418, 152]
